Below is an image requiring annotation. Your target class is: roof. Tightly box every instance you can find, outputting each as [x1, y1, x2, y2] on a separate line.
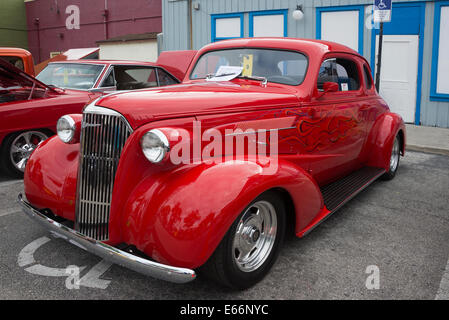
[96, 32, 159, 44]
[48, 59, 157, 66]
[199, 37, 360, 56]
[0, 47, 33, 58]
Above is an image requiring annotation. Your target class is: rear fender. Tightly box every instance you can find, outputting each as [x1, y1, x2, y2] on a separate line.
[365, 112, 406, 170]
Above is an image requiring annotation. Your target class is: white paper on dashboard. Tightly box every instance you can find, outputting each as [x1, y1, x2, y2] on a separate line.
[206, 66, 243, 82]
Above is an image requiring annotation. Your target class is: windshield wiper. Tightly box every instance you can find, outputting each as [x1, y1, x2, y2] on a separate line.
[237, 75, 268, 86]
[206, 72, 240, 79]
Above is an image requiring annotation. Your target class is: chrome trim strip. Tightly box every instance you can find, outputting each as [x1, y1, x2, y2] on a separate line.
[84, 104, 134, 133]
[18, 194, 196, 284]
[224, 126, 296, 137]
[75, 103, 133, 240]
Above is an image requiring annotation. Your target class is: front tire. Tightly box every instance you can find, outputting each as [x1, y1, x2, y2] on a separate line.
[381, 134, 401, 181]
[200, 191, 286, 290]
[0, 130, 49, 178]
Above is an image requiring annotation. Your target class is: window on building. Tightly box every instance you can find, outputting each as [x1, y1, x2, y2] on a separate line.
[317, 58, 360, 92]
[431, 2, 449, 100]
[249, 10, 287, 37]
[211, 13, 244, 42]
[317, 7, 364, 54]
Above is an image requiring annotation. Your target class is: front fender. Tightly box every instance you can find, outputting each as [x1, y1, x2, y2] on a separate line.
[119, 158, 322, 269]
[366, 112, 405, 170]
[24, 136, 79, 220]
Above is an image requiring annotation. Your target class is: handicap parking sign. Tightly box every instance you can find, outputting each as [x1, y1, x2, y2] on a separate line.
[374, 0, 392, 22]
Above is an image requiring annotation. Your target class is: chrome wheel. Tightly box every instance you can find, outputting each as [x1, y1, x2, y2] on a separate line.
[9, 131, 48, 172]
[232, 200, 277, 272]
[389, 137, 400, 173]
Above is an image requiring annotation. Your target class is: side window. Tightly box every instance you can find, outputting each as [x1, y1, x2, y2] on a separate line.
[363, 65, 373, 89]
[114, 66, 158, 90]
[317, 58, 360, 91]
[157, 69, 178, 86]
[317, 59, 338, 90]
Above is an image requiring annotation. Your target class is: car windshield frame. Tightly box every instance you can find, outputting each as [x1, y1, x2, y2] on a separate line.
[189, 47, 309, 86]
[36, 62, 106, 90]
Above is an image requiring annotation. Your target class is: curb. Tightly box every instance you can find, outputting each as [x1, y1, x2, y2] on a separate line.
[406, 144, 449, 157]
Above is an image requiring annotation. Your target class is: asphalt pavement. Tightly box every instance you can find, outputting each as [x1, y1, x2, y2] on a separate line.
[0, 150, 448, 300]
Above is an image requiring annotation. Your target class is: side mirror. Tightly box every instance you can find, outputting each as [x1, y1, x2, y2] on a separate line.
[323, 82, 339, 93]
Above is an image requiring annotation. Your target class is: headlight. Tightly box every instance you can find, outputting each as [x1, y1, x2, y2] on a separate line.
[57, 115, 76, 143]
[140, 129, 170, 163]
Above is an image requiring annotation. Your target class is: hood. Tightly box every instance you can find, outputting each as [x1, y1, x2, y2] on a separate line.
[0, 58, 55, 93]
[95, 81, 301, 129]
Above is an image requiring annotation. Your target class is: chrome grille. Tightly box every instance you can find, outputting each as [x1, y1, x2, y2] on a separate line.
[75, 106, 132, 240]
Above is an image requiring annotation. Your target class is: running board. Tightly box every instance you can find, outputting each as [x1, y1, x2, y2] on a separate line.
[321, 166, 385, 212]
[298, 166, 385, 237]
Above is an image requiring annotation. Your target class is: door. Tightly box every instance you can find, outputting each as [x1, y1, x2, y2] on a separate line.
[298, 56, 367, 186]
[375, 35, 419, 123]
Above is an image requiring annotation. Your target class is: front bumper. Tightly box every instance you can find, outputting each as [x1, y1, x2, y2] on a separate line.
[18, 194, 196, 284]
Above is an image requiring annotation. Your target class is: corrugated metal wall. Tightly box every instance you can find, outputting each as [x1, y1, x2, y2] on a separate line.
[162, 0, 449, 128]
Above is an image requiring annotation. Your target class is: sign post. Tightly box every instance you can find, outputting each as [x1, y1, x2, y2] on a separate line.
[373, 0, 392, 92]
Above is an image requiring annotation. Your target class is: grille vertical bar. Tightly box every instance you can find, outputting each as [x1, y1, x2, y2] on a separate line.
[75, 107, 132, 240]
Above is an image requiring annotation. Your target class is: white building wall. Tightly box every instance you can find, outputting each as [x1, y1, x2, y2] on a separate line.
[99, 40, 158, 62]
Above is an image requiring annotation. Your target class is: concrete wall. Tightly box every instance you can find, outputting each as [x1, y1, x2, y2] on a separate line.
[161, 0, 449, 128]
[0, 0, 29, 49]
[26, 0, 162, 63]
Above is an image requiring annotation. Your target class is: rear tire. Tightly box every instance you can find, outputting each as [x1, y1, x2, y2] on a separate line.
[381, 134, 401, 181]
[0, 130, 49, 178]
[199, 190, 286, 290]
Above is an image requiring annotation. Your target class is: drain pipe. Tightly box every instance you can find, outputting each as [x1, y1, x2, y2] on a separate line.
[188, 0, 193, 50]
[103, 0, 109, 40]
[34, 18, 41, 63]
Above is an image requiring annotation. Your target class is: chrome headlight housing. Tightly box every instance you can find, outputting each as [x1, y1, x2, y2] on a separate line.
[140, 129, 170, 163]
[57, 115, 76, 143]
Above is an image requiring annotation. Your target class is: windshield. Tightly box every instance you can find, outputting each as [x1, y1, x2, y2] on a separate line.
[190, 48, 308, 86]
[37, 63, 104, 90]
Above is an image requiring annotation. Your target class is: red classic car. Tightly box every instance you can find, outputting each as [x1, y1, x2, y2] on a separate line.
[0, 55, 190, 178]
[19, 38, 405, 289]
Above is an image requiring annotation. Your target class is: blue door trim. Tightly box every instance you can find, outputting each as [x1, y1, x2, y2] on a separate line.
[316, 5, 365, 55]
[248, 9, 288, 37]
[211, 13, 244, 43]
[370, 2, 426, 125]
[430, 1, 449, 102]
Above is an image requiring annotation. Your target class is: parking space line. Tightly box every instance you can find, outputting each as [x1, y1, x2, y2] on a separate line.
[436, 257, 449, 300]
[0, 209, 20, 217]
